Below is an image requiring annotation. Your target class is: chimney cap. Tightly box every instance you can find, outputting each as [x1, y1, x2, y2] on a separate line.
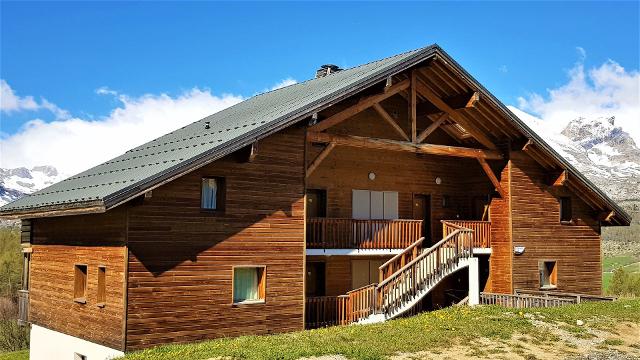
[316, 64, 342, 78]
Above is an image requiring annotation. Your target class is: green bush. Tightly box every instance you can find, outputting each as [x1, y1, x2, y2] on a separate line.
[607, 267, 640, 297]
[0, 298, 28, 352]
[0, 228, 21, 301]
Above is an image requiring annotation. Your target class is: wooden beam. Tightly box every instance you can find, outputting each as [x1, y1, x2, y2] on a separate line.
[415, 78, 497, 149]
[552, 170, 568, 187]
[306, 142, 336, 178]
[307, 131, 504, 160]
[598, 210, 615, 222]
[477, 158, 506, 198]
[372, 103, 410, 141]
[466, 92, 480, 108]
[309, 79, 410, 132]
[416, 113, 448, 143]
[417, 91, 480, 117]
[410, 70, 417, 143]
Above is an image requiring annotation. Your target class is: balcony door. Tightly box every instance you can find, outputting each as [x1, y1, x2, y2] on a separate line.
[352, 190, 398, 220]
[351, 259, 386, 289]
[306, 189, 327, 218]
[413, 194, 432, 242]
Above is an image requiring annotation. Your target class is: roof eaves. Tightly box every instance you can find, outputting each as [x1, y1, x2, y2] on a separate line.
[432, 48, 631, 226]
[0, 200, 106, 219]
[102, 45, 440, 211]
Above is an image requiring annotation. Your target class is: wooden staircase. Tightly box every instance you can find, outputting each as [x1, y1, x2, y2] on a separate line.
[343, 223, 475, 324]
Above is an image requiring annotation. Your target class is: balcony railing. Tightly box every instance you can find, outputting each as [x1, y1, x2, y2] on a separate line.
[305, 296, 349, 329]
[17, 290, 28, 326]
[306, 218, 423, 250]
[442, 220, 491, 248]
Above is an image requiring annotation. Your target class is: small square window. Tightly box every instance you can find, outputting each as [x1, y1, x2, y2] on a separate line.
[559, 197, 572, 223]
[97, 266, 106, 306]
[539, 261, 557, 289]
[233, 266, 266, 304]
[201, 177, 225, 211]
[74, 265, 87, 303]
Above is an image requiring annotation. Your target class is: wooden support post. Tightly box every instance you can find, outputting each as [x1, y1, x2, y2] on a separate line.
[416, 113, 447, 143]
[477, 158, 506, 198]
[373, 103, 410, 141]
[306, 142, 336, 178]
[465, 92, 480, 108]
[598, 210, 615, 222]
[410, 70, 417, 143]
[309, 79, 410, 132]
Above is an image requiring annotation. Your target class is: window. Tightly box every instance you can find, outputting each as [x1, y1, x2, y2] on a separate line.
[97, 266, 106, 306]
[352, 190, 398, 220]
[233, 266, 266, 304]
[74, 265, 87, 303]
[539, 261, 557, 289]
[560, 197, 572, 223]
[201, 177, 225, 211]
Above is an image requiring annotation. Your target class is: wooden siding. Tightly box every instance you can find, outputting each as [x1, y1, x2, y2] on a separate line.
[29, 209, 127, 350]
[487, 161, 513, 293]
[306, 255, 393, 296]
[125, 126, 306, 350]
[307, 109, 495, 243]
[510, 152, 602, 295]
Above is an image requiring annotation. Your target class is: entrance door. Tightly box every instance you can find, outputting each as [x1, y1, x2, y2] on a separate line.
[306, 189, 327, 218]
[413, 194, 431, 242]
[472, 195, 490, 221]
[306, 262, 326, 296]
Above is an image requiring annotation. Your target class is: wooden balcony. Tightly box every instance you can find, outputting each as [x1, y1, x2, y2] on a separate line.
[442, 220, 491, 248]
[306, 218, 423, 250]
[17, 290, 28, 326]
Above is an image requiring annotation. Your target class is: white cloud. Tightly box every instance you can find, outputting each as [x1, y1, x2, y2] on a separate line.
[498, 65, 508, 74]
[267, 77, 297, 91]
[516, 59, 640, 144]
[1, 88, 243, 176]
[1, 79, 69, 118]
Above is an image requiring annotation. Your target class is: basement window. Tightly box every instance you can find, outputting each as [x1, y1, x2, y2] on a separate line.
[233, 266, 266, 304]
[559, 197, 572, 223]
[201, 177, 226, 211]
[539, 261, 558, 289]
[74, 264, 87, 303]
[97, 266, 106, 307]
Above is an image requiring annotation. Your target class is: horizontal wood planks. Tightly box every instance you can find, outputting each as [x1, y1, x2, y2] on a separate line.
[510, 152, 602, 295]
[487, 161, 512, 293]
[29, 209, 127, 350]
[125, 126, 306, 350]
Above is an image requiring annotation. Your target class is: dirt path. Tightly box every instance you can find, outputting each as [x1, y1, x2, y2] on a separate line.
[392, 321, 640, 360]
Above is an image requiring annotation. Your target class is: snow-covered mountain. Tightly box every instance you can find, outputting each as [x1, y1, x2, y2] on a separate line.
[0, 166, 65, 207]
[512, 108, 640, 203]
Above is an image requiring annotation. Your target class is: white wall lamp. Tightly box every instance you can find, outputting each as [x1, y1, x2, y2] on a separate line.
[435, 177, 442, 185]
[368, 172, 376, 181]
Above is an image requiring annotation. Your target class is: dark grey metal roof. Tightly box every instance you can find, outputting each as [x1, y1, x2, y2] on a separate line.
[0, 45, 437, 215]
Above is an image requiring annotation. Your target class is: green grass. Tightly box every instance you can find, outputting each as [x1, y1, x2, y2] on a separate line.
[0, 350, 28, 360]
[120, 299, 640, 360]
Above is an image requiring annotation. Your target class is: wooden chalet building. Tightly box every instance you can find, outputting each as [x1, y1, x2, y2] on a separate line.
[0, 45, 630, 359]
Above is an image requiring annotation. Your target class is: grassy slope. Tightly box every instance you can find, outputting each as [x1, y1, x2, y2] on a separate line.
[121, 299, 640, 360]
[603, 255, 640, 293]
[0, 350, 28, 360]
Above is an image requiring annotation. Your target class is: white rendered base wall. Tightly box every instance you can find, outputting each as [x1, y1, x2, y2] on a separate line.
[30, 324, 124, 360]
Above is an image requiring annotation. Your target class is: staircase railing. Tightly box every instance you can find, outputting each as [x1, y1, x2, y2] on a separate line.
[376, 228, 473, 317]
[378, 237, 425, 282]
[346, 284, 378, 323]
[442, 220, 491, 248]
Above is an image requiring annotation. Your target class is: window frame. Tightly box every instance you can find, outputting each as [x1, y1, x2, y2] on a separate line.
[231, 265, 266, 305]
[539, 260, 558, 289]
[200, 177, 226, 212]
[559, 196, 573, 224]
[97, 265, 106, 307]
[74, 264, 88, 304]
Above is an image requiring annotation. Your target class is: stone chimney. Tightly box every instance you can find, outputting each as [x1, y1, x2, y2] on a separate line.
[315, 64, 342, 78]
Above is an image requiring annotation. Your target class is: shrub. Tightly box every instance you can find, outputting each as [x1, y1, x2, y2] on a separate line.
[0, 298, 28, 351]
[607, 268, 640, 297]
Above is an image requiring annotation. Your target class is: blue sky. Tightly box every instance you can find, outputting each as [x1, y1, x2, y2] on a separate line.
[1, 1, 639, 174]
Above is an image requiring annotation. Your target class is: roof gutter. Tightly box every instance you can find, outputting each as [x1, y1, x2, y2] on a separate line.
[0, 200, 106, 220]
